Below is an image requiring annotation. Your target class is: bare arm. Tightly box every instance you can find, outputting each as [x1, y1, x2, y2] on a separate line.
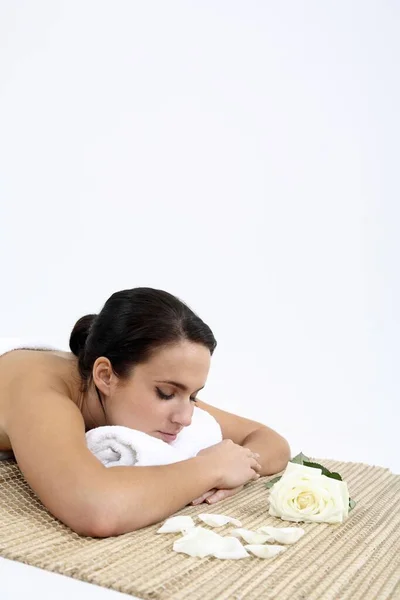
[196, 399, 291, 475]
[189, 400, 290, 506]
[5, 387, 222, 538]
[100, 457, 219, 535]
[240, 427, 290, 475]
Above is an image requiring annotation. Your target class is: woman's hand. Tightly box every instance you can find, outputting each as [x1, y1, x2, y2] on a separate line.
[191, 485, 244, 506]
[195, 440, 261, 489]
[189, 441, 261, 505]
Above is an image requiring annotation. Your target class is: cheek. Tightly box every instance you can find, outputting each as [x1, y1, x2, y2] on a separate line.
[111, 384, 175, 429]
[128, 395, 168, 424]
[109, 390, 153, 425]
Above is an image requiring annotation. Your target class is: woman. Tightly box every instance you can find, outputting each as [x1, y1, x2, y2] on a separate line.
[0, 287, 290, 537]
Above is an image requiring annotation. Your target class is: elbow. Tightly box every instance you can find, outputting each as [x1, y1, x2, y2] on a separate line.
[74, 504, 123, 538]
[55, 499, 120, 538]
[69, 501, 146, 538]
[78, 522, 117, 539]
[83, 501, 167, 538]
[67, 511, 118, 538]
[265, 437, 291, 476]
[61, 485, 154, 537]
[88, 512, 124, 538]
[83, 515, 146, 538]
[58, 510, 105, 539]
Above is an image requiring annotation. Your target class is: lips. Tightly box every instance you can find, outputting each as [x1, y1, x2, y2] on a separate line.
[158, 430, 180, 442]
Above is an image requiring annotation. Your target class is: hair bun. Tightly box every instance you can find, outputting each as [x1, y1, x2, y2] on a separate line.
[69, 314, 97, 357]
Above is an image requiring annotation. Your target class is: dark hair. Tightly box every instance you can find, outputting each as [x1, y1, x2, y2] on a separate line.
[69, 287, 217, 390]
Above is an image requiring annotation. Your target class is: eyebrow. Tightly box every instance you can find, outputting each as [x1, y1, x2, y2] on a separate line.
[156, 380, 205, 393]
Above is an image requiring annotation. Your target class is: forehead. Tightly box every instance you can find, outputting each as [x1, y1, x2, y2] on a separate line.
[142, 341, 211, 382]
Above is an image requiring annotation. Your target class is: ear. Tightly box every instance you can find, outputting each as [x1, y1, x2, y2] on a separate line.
[92, 357, 118, 397]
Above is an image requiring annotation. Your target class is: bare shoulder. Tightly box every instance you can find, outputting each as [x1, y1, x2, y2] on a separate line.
[0, 348, 74, 383]
[3, 353, 86, 452]
[0, 349, 77, 410]
[0, 350, 80, 450]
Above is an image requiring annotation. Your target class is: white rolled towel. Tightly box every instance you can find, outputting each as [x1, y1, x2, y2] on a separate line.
[168, 404, 222, 457]
[86, 406, 222, 468]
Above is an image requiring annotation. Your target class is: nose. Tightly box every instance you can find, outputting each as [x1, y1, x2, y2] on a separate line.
[171, 403, 193, 428]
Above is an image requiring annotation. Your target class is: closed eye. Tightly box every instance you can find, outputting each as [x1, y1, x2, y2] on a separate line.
[156, 387, 198, 402]
[156, 388, 174, 400]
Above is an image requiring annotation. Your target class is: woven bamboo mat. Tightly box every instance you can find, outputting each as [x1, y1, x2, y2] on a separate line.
[0, 457, 399, 600]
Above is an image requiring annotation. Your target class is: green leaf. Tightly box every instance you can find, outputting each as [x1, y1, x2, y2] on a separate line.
[290, 452, 310, 464]
[349, 498, 356, 511]
[264, 476, 282, 489]
[303, 461, 343, 481]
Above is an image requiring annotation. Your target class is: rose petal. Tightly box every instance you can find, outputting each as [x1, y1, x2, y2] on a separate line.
[231, 528, 272, 544]
[257, 526, 305, 544]
[173, 526, 249, 559]
[213, 537, 250, 559]
[245, 544, 286, 558]
[157, 516, 195, 533]
[197, 513, 242, 527]
[173, 527, 223, 557]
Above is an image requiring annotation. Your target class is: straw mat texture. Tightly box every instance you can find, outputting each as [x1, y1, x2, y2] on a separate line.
[1, 457, 399, 599]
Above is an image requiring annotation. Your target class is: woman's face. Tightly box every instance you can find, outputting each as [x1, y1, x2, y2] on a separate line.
[95, 341, 211, 442]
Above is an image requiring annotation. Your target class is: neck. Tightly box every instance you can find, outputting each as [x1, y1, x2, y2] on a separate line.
[79, 380, 107, 431]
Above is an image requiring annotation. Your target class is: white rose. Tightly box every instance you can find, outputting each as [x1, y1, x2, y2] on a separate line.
[269, 462, 349, 524]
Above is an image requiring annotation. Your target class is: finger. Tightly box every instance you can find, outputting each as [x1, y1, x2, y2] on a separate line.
[206, 485, 244, 504]
[206, 490, 234, 504]
[205, 493, 222, 504]
[191, 498, 204, 506]
[191, 489, 217, 505]
[251, 458, 262, 471]
[192, 496, 210, 506]
[244, 449, 260, 459]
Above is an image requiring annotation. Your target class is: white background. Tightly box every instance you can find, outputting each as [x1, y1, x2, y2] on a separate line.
[1, 1, 399, 470]
[0, 1, 399, 595]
